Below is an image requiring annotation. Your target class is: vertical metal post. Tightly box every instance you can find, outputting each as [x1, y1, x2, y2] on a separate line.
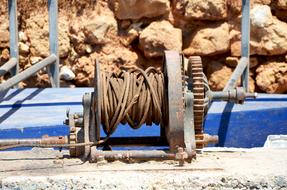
[241, 0, 250, 92]
[8, 0, 19, 83]
[48, 0, 59, 87]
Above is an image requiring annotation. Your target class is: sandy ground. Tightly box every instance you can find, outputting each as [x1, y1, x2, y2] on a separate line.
[0, 148, 286, 189]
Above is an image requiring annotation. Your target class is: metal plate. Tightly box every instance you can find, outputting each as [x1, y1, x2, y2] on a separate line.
[92, 60, 101, 143]
[164, 51, 185, 150]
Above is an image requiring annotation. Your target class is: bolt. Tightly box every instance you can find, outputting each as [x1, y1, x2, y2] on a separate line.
[175, 147, 188, 166]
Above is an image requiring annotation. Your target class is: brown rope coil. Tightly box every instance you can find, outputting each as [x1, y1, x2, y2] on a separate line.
[99, 66, 165, 137]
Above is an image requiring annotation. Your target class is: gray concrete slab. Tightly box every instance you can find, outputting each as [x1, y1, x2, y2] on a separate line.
[0, 148, 286, 189]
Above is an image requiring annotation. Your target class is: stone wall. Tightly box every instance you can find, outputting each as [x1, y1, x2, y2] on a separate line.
[0, 0, 287, 93]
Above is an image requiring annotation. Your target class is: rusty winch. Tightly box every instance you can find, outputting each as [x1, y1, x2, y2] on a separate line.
[65, 52, 214, 164]
[0, 51, 256, 165]
[61, 51, 255, 164]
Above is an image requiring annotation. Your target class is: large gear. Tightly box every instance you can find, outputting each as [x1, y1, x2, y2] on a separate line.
[189, 56, 206, 149]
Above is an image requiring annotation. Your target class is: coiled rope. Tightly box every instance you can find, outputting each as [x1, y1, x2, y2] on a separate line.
[99, 66, 166, 137]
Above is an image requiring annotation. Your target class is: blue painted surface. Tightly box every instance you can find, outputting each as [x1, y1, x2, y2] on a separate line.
[0, 88, 287, 148]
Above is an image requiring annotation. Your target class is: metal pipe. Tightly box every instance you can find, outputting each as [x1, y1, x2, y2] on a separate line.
[0, 135, 67, 147]
[90, 149, 195, 163]
[48, 0, 59, 87]
[0, 54, 57, 92]
[0, 58, 17, 77]
[223, 57, 248, 91]
[8, 0, 19, 79]
[0, 138, 41, 146]
[211, 91, 257, 101]
[241, 0, 250, 92]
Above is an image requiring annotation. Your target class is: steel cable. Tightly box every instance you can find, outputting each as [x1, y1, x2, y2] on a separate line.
[99, 66, 165, 137]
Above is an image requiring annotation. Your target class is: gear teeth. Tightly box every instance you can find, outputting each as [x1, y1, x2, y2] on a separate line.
[189, 56, 206, 149]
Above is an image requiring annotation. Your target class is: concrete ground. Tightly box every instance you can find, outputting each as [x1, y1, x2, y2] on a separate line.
[0, 148, 286, 190]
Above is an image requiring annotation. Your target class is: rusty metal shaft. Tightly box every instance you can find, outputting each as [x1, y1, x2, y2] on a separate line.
[90, 148, 196, 163]
[0, 135, 68, 150]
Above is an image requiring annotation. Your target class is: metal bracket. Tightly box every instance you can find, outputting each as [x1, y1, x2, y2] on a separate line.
[184, 92, 196, 155]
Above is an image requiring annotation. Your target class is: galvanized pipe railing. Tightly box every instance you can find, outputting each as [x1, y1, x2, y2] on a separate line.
[241, 0, 251, 92]
[0, 0, 59, 92]
[223, 0, 250, 92]
[0, 55, 57, 92]
[8, 0, 19, 78]
[48, 0, 59, 88]
[223, 57, 248, 91]
[0, 0, 19, 79]
[0, 58, 17, 77]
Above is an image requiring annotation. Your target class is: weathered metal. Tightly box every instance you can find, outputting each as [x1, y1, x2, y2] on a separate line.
[48, 0, 59, 88]
[164, 51, 185, 150]
[8, 0, 19, 78]
[189, 56, 206, 149]
[82, 93, 92, 160]
[0, 135, 67, 147]
[212, 87, 257, 104]
[90, 147, 196, 164]
[241, 0, 251, 91]
[184, 92, 196, 153]
[92, 60, 101, 143]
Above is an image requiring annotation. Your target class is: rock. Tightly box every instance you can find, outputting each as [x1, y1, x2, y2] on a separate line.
[23, 74, 51, 88]
[60, 66, 75, 81]
[19, 42, 30, 54]
[173, 0, 227, 20]
[0, 30, 9, 48]
[274, 9, 287, 22]
[91, 44, 139, 68]
[25, 12, 70, 58]
[83, 14, 118, 45]
[114, 0, 170, 20]
[183, 22, 229, 56]
[274, 0, 287, 22]
[60, 80, 76, 88]
[30, 57, 43, 65]
[19, 31, 28, 42]
[277, 0, 287, 9]
[0, 15, 9, 48]
[250, 5, 272, 27]
[120, 20, 132, 29]
[0, 49, 9, 65]
[58, 20, 71, 58]
[228, 0, 271, 14]
[225, 57, 258, 68]
[121, 23, 143, 47]
[207, 61, 255, 92]
[207, 61, 236, 91]
[256, 61, 287, 93]
[230, 5, 287, 56]
[0, 49, 9, 60]
[225, 57, 239, 68]
[72, 56, 94, 86]
[85, 44, 92, 54]
[19, 55, 29, 69]
[139, 20, 182, 58]
[69, 27, 86, 55]
[249, 57, 259, 68]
